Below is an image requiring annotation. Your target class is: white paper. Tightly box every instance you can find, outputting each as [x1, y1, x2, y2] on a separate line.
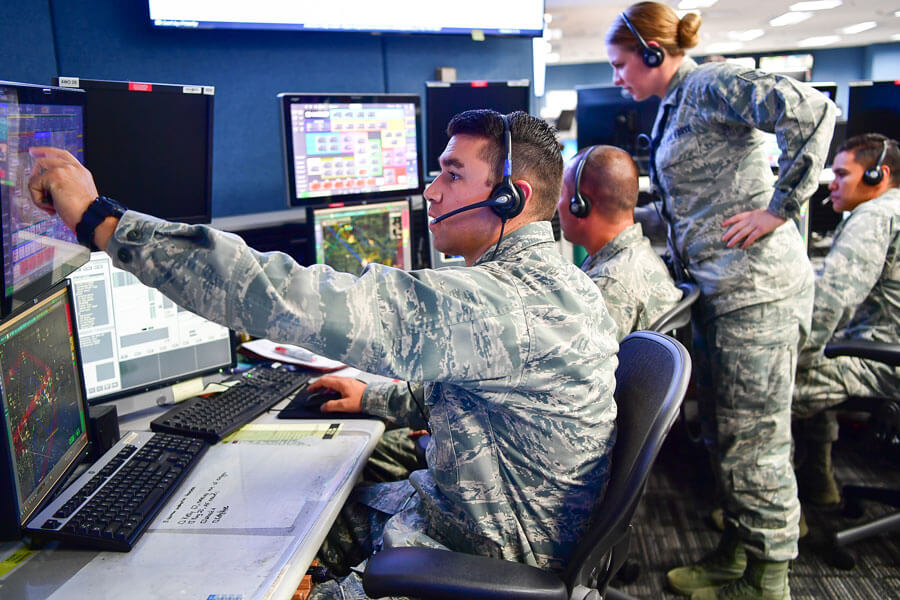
[241, 338, 345, 370]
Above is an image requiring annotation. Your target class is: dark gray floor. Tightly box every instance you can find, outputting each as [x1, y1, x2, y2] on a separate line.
[614, 417, 900, 600]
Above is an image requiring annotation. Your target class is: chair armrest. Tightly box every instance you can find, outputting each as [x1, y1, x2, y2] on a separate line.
[824, 340, 900, 367]
[362, 547, 568, 600]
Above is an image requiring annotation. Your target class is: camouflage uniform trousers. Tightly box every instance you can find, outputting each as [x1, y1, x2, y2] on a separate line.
[692, 288, 812, 562]
[793, 353, 900, 443]
[362, 427, 425, 484]
[309, 479, 445, 600]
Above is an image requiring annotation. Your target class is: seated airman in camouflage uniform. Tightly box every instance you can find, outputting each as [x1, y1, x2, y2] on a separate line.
[793, 133, 900, 507]
[556, 144, 682, 341]
[28, 110, 620, 600]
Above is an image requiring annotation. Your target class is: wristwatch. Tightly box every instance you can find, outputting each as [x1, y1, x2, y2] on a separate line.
[76, 196, 127, 251]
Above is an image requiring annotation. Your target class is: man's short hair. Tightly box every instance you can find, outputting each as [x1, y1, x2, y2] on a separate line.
[838, 133, 900, 188]
[447, 110, 562, 221]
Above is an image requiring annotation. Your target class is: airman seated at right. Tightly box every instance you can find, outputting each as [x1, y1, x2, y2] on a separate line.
[792, 133, 900, 507]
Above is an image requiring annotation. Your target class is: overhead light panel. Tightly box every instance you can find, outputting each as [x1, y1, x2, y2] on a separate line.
[728, 29, 765, 41]
[769, 12, 813, 26]
[798, 35, 841, 47]
[789, 1, 841, 10]
[677, 0, 718, 8]
[840, 21, 877, 34]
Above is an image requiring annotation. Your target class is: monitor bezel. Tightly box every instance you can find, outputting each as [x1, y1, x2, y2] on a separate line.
[53, 77, 215, 225]
[0, 280, 90, 530]
[305, 198, 414, 274]
[0, 80, 90, 318]
[67, 252, 237, 406]
[279, 93, 424, 208]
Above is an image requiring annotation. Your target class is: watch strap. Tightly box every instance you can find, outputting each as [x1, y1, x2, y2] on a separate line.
[75, 196, 126, 251]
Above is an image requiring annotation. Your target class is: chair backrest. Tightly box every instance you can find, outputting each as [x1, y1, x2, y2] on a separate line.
[647, 281, 700, 334]
[563, 330, 691, 593]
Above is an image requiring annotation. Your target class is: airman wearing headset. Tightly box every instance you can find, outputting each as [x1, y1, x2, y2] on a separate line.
[792, 133, 900, 510]
[606, 3, 837, 599]
[557, 144, 681, 340]
[29, 109, 619, 599]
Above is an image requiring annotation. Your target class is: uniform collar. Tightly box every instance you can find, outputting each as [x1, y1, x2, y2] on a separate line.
[662, 57, 697, 106]
[474, 221, 555, 265]
[581, 223, 643, 271]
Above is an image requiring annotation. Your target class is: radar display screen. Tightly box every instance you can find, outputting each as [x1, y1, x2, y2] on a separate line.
[0, 283, 88, 522]
[310, 200, 412, 275]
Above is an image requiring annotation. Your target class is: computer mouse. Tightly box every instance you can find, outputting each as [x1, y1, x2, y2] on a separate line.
[304, 388, 342, 409]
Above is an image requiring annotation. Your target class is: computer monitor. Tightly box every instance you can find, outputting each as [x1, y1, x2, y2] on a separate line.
[810, 82, 837, 103]
[575, 85, 660, 174]
[0, 81, 90, 318]
[54, 77, 215, 224]
[0, 282, 89, 539]
[847, 80, 900, 142]
[424, 80, 531, 178]
[307, 199, 412, 275]
[67, 252, 235, 404]
[279, 93, 423, 207]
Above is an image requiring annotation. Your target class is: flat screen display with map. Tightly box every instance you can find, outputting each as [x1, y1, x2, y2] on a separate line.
[0, 282, 88, 531]
[279, 93, 422, 207]
[309, 200, 412, 275]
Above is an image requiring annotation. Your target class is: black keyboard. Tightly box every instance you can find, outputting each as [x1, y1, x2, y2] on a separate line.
[24, 432, 207, 551]
[150, 364, 311, 442]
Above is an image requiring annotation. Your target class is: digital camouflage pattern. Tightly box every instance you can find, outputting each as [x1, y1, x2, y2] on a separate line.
[580, 222, 682, 340]
[650, 57, 834, 316]
[646, 58, 833, 561]
[107, 216, 619, 577]
[794, 187, 900, 442]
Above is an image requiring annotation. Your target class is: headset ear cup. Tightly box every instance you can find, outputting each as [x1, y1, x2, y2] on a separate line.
[862, 167, 883, 186]
[569, 194, 590, 218]
[644, 46, 664, 68]
[489, 181, 525, 220]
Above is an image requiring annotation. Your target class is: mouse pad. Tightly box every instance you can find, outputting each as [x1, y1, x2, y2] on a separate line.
[277, 389, 376, 420]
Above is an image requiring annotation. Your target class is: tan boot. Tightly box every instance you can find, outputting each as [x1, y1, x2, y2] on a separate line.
[690, 555, 790, 599]
[796, 440, 840, 507]
[667, 529, 746, 596]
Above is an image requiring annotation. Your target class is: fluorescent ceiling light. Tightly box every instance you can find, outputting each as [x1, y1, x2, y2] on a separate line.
[769, 12, 813, 26]
[705, 42, 744, 53]
[840, 21, 877, 35]
[728, 29, 765, 41]
[678, 0, 718, 9]
[789, 1, 841, 10]
[798, 35, 841, 46]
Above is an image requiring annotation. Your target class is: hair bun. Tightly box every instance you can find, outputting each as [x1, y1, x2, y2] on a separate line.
[677, 12, 702, 49]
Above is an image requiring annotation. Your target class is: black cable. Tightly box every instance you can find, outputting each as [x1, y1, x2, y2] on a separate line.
[407, 380, 431, 434]
[490, 217, 508, 261]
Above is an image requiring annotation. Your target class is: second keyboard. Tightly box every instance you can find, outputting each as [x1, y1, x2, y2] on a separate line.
[150, 364, 312, 442]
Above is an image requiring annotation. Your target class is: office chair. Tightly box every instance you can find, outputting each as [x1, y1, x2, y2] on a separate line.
[647, 280, 700, 335]
[363, 330, 692, 600]
[820, 339, 900, 570]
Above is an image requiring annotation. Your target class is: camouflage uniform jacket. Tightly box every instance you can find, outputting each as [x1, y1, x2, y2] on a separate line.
[581, 223, 682, 340]
[107, 214, 619, 570]
[801, 187, 900, 363]
[650, 57, 836, 317]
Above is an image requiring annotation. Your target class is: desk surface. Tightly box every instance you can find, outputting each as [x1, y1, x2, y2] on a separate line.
[0, 382, 384, 600]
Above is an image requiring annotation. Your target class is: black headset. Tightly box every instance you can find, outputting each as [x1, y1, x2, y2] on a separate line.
[569, 145, 597, 218]
[862, 138, 890, 186]
[620, 12, 664, 68]
[488, 114, 526, 220]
